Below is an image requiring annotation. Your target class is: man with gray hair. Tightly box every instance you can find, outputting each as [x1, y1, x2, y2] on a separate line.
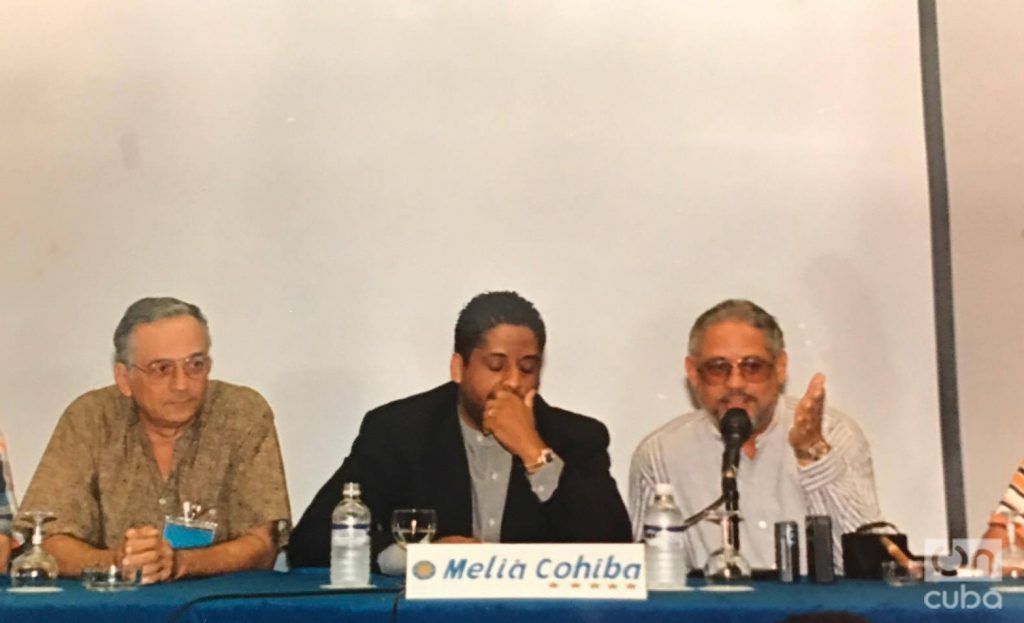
[20, 297, 291, 583]
[628, 299, 881, 571]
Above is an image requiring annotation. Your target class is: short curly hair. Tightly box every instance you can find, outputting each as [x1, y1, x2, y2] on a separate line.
[454, 291, 546, 361]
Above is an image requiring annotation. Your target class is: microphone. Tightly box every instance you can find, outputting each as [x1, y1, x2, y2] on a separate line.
[720, 408, 753, 479]
[720, 408, 753, 550]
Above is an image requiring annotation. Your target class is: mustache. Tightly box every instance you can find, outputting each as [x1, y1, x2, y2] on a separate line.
[718, 391, 755, 404]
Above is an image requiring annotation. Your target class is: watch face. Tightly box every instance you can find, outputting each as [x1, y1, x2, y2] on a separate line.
[809, 441, 829, 459]
[796, 440, 829, 461]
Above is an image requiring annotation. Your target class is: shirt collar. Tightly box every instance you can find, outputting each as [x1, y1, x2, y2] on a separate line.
[457, 408, 500, 448]
[702, 400, 782, 460]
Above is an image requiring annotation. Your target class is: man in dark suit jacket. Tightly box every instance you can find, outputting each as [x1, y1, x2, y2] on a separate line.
[288, 291, 631, 570]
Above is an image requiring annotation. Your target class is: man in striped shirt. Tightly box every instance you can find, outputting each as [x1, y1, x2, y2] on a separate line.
[981, 460, 1024, 547]
[0, 428, 17, 572]
[629, 299, 882, 572]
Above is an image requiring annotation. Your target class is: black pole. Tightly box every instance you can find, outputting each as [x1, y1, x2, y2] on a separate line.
[918, 0, 967, 541]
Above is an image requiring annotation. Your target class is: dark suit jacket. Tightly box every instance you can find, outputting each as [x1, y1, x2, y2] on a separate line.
[287, 382, 631, 568]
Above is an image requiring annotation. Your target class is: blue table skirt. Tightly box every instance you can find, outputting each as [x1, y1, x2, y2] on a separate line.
[2, 571, 1022, 623]
[0, 569, 401, 623]
[400, 580, 1024, 623]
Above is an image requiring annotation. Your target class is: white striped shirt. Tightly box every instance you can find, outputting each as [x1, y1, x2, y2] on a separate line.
[994, 460, 1024, 515]
[628, 397, 882, 572]
[0, 428, 17, 537]
[988, 459, 1024, 533]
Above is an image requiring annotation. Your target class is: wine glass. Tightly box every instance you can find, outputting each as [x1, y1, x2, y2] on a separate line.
[391, 509, 438, 550]
[9, 511, 61, 593]
[702, 509, 752, 587]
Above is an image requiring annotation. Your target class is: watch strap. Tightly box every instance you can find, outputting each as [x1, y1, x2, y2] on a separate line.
[525, 448, 556, 474]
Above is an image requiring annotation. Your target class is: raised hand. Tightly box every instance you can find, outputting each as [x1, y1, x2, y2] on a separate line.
[788, 373, 827, 454]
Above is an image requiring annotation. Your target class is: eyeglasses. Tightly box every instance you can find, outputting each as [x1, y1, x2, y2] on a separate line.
[131, 354, 212, 380]
[696, 356, 774, 385]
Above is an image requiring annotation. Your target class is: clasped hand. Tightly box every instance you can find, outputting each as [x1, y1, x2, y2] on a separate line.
[118, 525, 174, 584]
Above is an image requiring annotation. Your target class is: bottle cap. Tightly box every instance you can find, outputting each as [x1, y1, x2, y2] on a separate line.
[655, 483, 674, 496]
[343, 482, 361, 497]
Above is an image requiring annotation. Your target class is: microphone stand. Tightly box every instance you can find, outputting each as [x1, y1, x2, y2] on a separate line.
[701, 461, 751, 582]
[722, 464, 740, 550]
[681, 494, 725, 530]
[694, 408, 753, 581]
[678, 458, 742, 532]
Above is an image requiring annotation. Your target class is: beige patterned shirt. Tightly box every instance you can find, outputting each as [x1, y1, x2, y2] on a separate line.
[20, 381, 291, 550]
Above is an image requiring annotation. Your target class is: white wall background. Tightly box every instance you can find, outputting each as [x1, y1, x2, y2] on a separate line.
[939, 0, 1024, 538]
[0, 2, 946, 552]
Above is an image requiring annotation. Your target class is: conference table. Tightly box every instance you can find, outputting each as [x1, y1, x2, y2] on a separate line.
[1, 569, 1021, 623]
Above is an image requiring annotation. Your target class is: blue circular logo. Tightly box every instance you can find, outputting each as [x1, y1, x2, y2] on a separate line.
[412, 560, 436, 580]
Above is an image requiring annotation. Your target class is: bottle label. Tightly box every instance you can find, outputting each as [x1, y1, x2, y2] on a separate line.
[332, 523, 370, 546]
[331, 523, 370, 531]
[643, 525, 686, 547]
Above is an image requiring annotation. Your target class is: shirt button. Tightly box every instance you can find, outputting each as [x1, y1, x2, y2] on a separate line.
[158, 498, 167, 506]
[491, 472, 499, 481]
[488, 518, 496, 527]
[535, 485, 546, 493]
[758, 520, 768, 530]
[476, 435, 484, 443]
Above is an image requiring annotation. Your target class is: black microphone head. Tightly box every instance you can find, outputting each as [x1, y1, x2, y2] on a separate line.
[720, 408, 753, 444]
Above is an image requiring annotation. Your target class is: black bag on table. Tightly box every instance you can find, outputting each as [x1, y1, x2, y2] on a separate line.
[842, 521, 912, 579]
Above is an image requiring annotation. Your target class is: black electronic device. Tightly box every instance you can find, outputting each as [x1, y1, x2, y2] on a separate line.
[806, 515, 836, 583]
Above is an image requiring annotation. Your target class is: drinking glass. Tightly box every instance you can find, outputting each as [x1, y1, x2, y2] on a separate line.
[391, 509, 438, 550]
[81, 565, 141, 592]
[9, 511, 60, 593]
[882, 560, 924, 586]
[702, 509, 752, 587]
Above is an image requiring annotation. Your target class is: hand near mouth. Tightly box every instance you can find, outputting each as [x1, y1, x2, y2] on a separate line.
[482, 388, 546, 465]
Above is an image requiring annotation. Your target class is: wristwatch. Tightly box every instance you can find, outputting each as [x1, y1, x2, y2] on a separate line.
[795, 439, 831, 462]
[526, 448, 557, 474]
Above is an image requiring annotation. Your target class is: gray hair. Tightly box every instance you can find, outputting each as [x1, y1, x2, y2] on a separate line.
[688, 299, 785, 358]
[113, 297, 209, 365]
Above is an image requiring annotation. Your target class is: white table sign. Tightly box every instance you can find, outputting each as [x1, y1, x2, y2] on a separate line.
[404, 543, 646, 600]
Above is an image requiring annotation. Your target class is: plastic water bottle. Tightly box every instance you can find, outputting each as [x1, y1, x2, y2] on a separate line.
[643, 483, 688, 590]
[330, 482, 371, 586]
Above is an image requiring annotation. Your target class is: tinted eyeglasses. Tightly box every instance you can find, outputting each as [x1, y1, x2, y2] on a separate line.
[696, 356, 774, 385]
[131, 354, 212, 380]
